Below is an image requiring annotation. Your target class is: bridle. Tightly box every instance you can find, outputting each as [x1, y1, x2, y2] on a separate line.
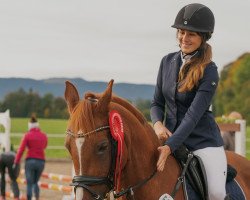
[66, 125, 157, 200]
[66, 125, 115, 200]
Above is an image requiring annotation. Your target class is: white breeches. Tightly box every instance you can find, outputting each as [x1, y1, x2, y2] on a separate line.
[193, 146, 227, 200]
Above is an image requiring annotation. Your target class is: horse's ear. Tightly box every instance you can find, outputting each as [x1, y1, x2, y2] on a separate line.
[65, 81, 80, 114]
[96, 79, 114, 112]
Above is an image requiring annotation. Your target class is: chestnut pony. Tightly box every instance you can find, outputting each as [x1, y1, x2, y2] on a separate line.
[64, 80, 250, 200]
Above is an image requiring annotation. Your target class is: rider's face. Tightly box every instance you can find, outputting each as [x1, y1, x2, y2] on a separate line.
[177, 29, 202, 54]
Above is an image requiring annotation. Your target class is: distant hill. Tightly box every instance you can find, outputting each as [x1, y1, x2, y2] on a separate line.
[0, 78, 155, 101]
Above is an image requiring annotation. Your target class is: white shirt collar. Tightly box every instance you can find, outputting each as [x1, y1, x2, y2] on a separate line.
[28, 122, 39, 130]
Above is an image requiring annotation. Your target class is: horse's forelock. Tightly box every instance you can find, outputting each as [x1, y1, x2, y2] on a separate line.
[84, 91, 101, 100]
[69, 99, 95, 133]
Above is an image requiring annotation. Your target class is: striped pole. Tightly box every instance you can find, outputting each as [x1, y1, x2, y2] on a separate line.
[17, 178, 72, 193]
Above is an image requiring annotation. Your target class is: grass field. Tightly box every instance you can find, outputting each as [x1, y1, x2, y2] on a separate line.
[3, 118, 250, 160]
[9, 118, 69, 159]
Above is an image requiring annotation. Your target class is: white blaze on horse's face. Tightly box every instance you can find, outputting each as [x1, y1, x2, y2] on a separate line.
[75, 137, 85, 175]
[76, 187, 84, 200]
[75, 137, 85, 199]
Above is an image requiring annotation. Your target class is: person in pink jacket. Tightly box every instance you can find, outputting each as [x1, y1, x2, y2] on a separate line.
[14, 114, 47, 200]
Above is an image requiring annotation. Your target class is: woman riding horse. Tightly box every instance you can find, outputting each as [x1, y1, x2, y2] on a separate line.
[64, 80, 250, 200]
[151, 3, 227, 199]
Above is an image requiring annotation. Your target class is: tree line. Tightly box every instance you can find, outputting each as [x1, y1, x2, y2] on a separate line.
[1, 52, 248, 123]
[0, 88, 152, 120]
[214, 53, 250, 124]
[0, 88, 68, 118]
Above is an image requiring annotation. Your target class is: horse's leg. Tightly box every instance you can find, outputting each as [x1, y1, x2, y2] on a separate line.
[226, 151, 250, 198]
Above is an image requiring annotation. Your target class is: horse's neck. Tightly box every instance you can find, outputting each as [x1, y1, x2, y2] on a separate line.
[122, 138, 181, 199]
[110, 97, 159, 171]
[110, 97, 182, 196]
[120, 117, 182, 198]
[121, 117, 159, 182]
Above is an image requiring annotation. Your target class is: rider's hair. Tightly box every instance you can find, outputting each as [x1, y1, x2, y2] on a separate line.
[178, 32, 212, 92]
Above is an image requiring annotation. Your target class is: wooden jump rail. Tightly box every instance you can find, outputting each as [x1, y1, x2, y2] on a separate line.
[218, 119, 246, 157]
[6, 171, 73, 200]
[20, 169, 72, 183]
[16, 177, 72, 193]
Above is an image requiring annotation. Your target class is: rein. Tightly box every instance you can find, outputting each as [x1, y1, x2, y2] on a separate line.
[113, 169, 157, 199]
[66, 125, 157, 200]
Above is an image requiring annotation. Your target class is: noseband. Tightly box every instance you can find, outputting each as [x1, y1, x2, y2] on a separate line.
[66, 125, 157, 200]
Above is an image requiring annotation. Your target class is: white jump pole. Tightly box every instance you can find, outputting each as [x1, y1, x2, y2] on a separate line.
[234, 119, 246, 157]
[62, 163, 75, 200]
[0, 110, 11, 152]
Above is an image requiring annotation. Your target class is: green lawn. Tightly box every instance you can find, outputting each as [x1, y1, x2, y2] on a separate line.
[11, 118, 67, 133]
[10, 118, 69, 159]
[4, 118, 250, 160]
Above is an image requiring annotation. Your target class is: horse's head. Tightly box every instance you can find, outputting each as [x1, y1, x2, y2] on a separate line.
[65, 80, 161, 200]
[65, 80, 124, 200]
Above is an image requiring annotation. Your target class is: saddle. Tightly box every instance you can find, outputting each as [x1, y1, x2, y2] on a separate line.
[174, 145, 237, 200]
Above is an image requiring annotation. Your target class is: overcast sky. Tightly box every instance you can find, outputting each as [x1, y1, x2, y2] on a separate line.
[0, 0, 249, 84]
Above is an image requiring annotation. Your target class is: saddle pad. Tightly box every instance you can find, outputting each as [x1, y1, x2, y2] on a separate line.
[226, 179, 246, 200]
[184, 178, 246, 200]
[184, 178, 200, 200]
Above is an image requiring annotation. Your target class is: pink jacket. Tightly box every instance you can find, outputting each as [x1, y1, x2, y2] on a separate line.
[14, 128, 48, 164]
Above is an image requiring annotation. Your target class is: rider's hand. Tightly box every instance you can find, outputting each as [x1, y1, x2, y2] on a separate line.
[157, 145, 171, 172]
[153, 121, 172, 143]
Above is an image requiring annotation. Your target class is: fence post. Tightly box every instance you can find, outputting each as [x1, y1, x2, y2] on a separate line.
[234, 119, 246, 156]
[0, 110, 11, 152]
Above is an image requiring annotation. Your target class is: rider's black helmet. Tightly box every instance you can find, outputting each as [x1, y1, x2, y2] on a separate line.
[172, 3, 215, 33]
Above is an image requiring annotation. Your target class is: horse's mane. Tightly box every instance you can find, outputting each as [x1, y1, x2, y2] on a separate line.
[84, 92, 149, 126]
[111, 95, 148, 125]
[68, 91, 150, 134]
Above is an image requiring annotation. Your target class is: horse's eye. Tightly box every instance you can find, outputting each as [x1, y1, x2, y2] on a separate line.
[97, 141, 109, 154]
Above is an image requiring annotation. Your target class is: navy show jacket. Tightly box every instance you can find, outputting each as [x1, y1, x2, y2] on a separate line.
[150, 51, 223, 152]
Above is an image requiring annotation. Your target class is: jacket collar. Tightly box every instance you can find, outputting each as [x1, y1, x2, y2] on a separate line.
[170, 51, 182, 81]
